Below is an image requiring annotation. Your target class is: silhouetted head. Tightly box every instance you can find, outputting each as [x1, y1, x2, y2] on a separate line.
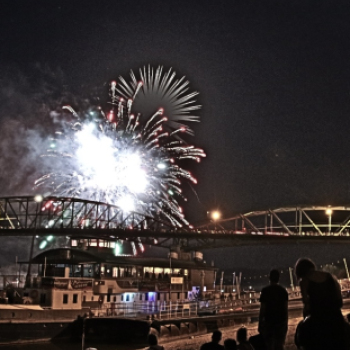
[269, 269, 280, 283]
[224, 338, 237, 350]
[212, 330, 222, 343]
[295, 258, 316, 280]
[148, 333, 158, 346]
[237, 327, 248, 343]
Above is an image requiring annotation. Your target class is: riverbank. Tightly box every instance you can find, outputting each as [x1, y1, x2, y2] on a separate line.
[156, 317, 300, 350]
[154, 307, 350, 350]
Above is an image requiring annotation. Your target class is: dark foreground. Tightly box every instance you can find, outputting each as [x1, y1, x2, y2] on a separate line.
[2, 305, 350, 350]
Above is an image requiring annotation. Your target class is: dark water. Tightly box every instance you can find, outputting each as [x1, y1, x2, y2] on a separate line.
[0, 341, 139, 350]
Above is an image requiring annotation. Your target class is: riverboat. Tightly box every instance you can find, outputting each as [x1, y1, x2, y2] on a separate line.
[0, 238, 222, 344]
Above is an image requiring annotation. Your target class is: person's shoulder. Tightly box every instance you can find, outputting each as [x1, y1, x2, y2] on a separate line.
[277, 284, 288, 292]
[200, 342, 210, 350]
[260, 284, 270, 293]
[201, 342, 223, 350]
[275, 284, 288, 297]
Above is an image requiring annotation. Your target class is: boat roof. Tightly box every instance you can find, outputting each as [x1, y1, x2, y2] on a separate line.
[25, 248, 217, 270]
[0, 304, 44, 310]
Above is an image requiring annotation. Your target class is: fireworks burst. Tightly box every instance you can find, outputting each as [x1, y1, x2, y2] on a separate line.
[35, 66, 205, 228]
[117, 66, 201, 133]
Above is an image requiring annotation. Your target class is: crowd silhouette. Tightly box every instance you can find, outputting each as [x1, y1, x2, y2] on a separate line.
[151, 258, 350, 350]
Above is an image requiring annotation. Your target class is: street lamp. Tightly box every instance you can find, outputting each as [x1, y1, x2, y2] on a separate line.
[210, 210, 221, 221]
[208, 210, 221, 230]
[325, 208, 332, 234]
[34, 194, 43, 203]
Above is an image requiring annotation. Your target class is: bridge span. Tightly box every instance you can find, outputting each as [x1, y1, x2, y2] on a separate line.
[1, 196, 350, 250]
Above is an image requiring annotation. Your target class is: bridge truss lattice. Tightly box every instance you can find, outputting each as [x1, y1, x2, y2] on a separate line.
[1, 197, 350, 250]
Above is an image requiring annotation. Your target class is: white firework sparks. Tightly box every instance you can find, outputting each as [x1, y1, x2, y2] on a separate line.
[117, 66, 201, 134]
[35, 66, 205, 228]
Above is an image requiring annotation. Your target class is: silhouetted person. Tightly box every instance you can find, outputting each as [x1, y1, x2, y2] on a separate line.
[224, 338, 237, 350]
[294, 258, 349, 350]
[236, 327, 253, 350]
[147, 333, 164, 350]
[200, 330, 225, 350]
[259, 269, 288, 350]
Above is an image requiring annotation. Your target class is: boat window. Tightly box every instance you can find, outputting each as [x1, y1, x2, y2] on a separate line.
[83, 265, 93, 277]
[154, 267, 163, 278]
[63, 294, 68, 304]
[113, 267, 118, 277]
[105, 265, 112, 276]
[89, 239, 97, 247]
[73, 294, 78, 304]
[119, 268, 124, 277]
[144, 267, 153, 274]
[99, 240, 108, 247]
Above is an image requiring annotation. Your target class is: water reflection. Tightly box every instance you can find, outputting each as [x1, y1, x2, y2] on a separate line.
[0, 341, 138, 350]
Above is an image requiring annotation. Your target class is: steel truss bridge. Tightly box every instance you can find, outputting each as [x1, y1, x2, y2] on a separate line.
[1, 196, 350, 251]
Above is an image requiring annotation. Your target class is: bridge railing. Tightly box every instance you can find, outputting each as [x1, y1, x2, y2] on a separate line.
[0, 196, 170, 231]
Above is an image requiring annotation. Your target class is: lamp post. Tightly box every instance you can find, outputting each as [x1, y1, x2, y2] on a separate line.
[26, 195, 43, 287]
[232, 272, 235, 292]
[325, 208, 332, 234]
[209, 210, 221, 230]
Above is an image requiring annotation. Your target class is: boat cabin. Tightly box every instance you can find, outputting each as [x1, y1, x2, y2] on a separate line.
[24, 240, 217, 310]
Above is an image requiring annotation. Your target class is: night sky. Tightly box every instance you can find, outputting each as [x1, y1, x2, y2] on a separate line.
[1, 0, 350, 278]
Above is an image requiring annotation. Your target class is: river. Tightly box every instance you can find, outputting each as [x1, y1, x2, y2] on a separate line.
[0, 341, 134, 350]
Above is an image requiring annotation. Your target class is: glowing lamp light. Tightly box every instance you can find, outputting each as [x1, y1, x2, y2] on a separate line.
[325, 208, 333, 216]
[34, 194, 43, 203]
[211, 211, 221, 221]
[157, 163, 166, 169]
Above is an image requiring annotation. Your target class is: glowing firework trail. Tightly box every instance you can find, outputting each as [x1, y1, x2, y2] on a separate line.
[35, 66, 205, 229]
[117, 66, 201, 133]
